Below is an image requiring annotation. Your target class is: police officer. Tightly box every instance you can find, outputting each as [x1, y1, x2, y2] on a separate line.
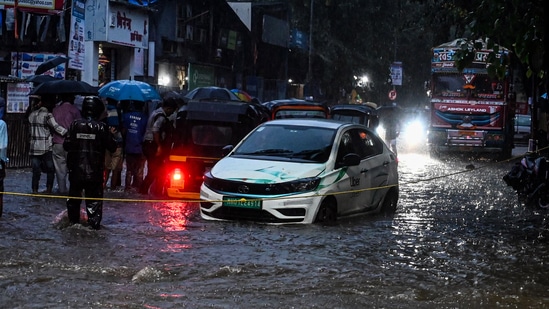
[63, 96, 117, 230]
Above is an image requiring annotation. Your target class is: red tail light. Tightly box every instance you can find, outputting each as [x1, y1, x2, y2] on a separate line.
[173, 168, 182, 181]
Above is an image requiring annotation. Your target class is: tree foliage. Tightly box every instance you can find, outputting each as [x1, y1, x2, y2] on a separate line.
[283, 0, 545, 103]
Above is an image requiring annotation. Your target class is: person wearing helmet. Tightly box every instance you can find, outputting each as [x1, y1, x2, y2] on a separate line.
[63, 96, 117, 230]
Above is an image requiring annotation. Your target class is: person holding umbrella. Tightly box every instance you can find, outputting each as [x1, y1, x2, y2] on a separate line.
[52, 94, 81, 194]
[28, 95, 68, 194]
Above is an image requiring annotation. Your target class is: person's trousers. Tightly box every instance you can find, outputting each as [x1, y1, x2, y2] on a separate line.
[66, 176, 104, 230]
[31, 152, 55, 192]
[52, 143, 69, 193]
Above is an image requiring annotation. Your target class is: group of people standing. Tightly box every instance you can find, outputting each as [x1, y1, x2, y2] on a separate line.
[26, 93, 179, 229]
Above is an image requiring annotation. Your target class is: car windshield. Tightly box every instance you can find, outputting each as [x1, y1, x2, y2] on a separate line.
[331, 114, 366, 125]
[233, 124, 336, 162]
[274, 110, 327, 119]
[516, 115, 531, 127]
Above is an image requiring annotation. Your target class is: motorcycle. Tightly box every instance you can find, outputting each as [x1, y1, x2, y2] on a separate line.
[503, 153, 549, 208]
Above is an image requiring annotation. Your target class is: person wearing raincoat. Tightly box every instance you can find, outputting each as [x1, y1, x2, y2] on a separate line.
[64, 96, 117, 230]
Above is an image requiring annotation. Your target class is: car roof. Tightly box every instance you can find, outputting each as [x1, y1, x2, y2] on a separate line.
[262, 99, 327, 109]
[330, 104, 378, 115]
[261, 118, 361, 130]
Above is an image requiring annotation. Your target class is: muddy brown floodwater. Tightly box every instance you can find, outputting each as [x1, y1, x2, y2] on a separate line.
[1, 145, 548, 308]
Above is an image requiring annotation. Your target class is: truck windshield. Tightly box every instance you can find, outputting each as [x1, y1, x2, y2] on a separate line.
[433, 74, 504, 98]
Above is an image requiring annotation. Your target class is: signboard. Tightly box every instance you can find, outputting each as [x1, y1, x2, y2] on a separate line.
[68, 0, 86, 70]
[390, 62, 403, 86]
[0, 0, 63, 13]
[388, 89, 397, 101]
[106, 3, 149, 48]
[11, 52, 66, 79]
[6, 82, 32, 114]
[187, 64, 215, 90]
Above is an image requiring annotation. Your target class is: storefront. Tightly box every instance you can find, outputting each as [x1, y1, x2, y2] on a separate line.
[81, 0, 153, 86]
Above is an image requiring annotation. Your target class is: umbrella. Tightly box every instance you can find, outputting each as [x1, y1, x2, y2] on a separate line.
[35, 56, 68, 75]
[29, 79, 98, 95]
[162, 90, 186, 101]
[98, 80, 161, 101]
[185, 86, 241, 101]
[231, 89, 253, 102]
[25, 75, 60, 84]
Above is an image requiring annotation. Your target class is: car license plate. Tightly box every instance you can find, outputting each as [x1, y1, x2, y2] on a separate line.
[222, 196, 262, 209]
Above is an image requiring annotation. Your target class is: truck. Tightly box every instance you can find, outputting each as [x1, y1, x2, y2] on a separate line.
[428, 38, 516, 159]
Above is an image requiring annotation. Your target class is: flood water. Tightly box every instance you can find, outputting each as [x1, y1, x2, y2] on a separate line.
[1, 144, 548, 308]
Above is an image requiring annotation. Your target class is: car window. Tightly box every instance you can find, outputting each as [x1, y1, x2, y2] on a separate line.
[331, 114, 366, 125]
[192, 125, 233, 146]
[336, 128, 383, 161]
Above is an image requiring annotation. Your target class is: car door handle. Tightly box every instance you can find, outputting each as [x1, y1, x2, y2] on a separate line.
[361, 168, 368, 173]
[383, 161, 390, 166]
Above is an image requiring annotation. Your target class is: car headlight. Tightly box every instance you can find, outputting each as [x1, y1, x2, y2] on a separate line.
[283, 177, 321, 193]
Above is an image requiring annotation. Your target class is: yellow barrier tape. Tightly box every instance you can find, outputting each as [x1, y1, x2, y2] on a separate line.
[1, 146, 541, 204]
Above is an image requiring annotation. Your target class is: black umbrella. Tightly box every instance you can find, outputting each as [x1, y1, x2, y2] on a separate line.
[35, 56, 68, 75]
[29, 79, 98, 95]
[25, 75, 60, 84]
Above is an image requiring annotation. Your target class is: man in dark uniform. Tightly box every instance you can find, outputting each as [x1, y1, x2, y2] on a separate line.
[64, 96, 117, 230]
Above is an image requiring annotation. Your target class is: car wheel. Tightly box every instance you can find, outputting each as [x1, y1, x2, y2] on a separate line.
[381, 187, 398, 215]
[315, 198, 337, 225]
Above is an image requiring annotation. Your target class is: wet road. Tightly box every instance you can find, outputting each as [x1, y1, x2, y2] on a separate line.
[1, 145, 548, 308]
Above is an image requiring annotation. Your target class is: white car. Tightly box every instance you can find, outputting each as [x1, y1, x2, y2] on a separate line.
[200, 119, 399, 224]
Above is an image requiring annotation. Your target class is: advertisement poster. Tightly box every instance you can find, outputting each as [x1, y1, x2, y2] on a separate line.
[6, 83, 32, 114]
[11, 52, 66, 79]
[68, 0, 85, 70]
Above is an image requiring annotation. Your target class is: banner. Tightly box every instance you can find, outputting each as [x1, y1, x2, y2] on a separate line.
[68, 0, 85, 70]
[390, 62, 403, 86]
[0, 0, 63, 13]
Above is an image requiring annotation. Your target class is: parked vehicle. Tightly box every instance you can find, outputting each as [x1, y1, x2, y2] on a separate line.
[200, 119, 399, 224]
[330, 103, 379, 129]
[504, 153, 549, 208]
[262, 99, 329, 119]
[514, 114, 531, 143]
[163, 99, 267, 199]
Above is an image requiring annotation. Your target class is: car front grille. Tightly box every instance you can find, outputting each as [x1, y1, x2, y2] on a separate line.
[204, 177, 291, 196]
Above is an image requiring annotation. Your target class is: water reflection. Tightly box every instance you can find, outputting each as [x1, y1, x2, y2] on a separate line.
[148, 201, 199, 232]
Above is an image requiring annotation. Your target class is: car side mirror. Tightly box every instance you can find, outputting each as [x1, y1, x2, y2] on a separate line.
[342, 153, 361, 166]
[222, 145, 234, 157]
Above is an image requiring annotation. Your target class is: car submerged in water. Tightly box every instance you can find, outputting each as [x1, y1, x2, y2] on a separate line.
[200, 119, 399, 224]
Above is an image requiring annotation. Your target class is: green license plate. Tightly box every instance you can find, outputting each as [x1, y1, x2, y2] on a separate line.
[222, 196, 262, 209]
